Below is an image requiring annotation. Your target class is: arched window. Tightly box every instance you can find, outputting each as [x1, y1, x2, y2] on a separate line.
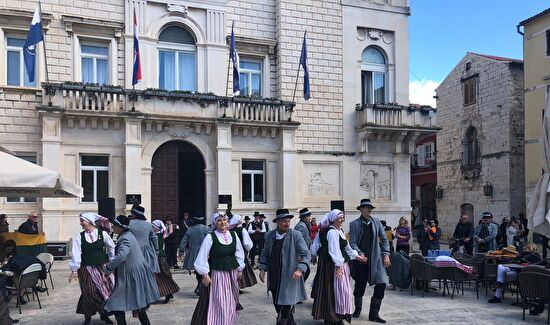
[463, 127, 479, 166]
[158, 25, 196, 91]
[361, 46, 387, 105]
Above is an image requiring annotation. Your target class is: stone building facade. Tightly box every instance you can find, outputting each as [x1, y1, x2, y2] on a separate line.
[436, 53, 525, 234]
[0, 0, 437, 241]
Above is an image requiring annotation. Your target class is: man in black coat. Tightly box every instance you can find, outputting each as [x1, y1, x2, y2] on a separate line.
[452, 215, 474, 255]
[17, 212, 39, 235]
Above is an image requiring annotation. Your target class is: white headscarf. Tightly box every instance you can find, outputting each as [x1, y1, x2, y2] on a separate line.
[211, 212, 226, 229]
[152, 220, 167, 235]
[228, 214, 242, 230]
[80, 212, 100, 225]
[319, 209, 343, 229]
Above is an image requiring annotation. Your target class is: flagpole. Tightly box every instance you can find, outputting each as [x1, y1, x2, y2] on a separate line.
[38, 1, 51, 106]
[223, 22, 234, 118]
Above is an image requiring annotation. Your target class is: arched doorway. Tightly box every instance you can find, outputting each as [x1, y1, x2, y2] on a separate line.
[421, 183, 437, 221]
[151, 140, 205, 223]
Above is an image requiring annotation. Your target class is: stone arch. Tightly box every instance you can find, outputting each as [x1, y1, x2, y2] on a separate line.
[142, 132, 215, 170]
[146, 15, 206, 44]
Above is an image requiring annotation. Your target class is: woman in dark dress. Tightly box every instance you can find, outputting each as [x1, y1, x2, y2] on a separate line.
[152, 220, 179, 304]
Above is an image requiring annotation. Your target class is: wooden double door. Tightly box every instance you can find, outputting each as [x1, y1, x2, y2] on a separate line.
[151, 141, 205, 223]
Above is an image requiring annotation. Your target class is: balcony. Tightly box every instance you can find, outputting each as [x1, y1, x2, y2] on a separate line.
[40, 82, 296, 126]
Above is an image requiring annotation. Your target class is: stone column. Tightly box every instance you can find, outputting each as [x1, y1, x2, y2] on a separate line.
[216, 122, 232, 211]
[41, 112, 62, 239]
[205, 168, 216, 216]
[125, 118, 143, 212]
[280, 128, 297, 209]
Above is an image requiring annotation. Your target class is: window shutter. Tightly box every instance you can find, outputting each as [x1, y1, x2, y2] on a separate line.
[417, 146, 425, 167]
[547, 30, 550, 56]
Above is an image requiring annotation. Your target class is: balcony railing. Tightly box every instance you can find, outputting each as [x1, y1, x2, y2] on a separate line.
[355, 103, 437, 129]
[41, 83, 295, 123]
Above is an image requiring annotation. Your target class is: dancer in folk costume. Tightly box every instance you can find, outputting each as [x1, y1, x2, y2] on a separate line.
[152, 220, 180, 304]
[69, 212, 115, 325]
[294, 208, 313, 280]
[104, 215, 160, 325]
[128, 205, 160, 275]
[228, 214, 257, 289]
[179, 215, 210, 295]
[311, 209, 367, 324]
[191, 213, 245, 325]
[259, 208, 311, 325]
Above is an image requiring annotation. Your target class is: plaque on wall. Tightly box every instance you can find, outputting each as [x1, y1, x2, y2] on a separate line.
[302, 162, 342, 201]
[360, 164, 393, 200]
[126, 194, 141, 205]
[218, 195, 232, 204]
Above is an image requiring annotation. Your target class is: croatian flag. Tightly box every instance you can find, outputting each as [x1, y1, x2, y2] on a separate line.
[23, 4, 43, 83]
[132, 8, 142, 85]
[299, 31, 311, 100]
[229, 22, 240, 95]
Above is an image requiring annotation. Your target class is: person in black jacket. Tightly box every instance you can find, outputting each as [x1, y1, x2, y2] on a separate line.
[416, 219, 430, 256]
[17, 213, 39, 235]
[452, 215, 474, 255]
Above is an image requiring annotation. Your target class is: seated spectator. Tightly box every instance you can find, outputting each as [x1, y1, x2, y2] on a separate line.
[452, 214, 474, 255]
[17, 213, 39, 235]
[488, 243, 542, 310]
[0, 214, 9, 233]
[427, 219, 441, 251]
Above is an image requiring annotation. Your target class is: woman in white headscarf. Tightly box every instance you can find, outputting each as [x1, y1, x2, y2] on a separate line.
[151, 220, 179, 304]
[191, 212, 245, 325]
[310, 209, 367, 325]
[69, 212, 115, 325]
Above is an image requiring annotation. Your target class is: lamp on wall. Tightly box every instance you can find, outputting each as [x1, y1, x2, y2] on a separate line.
[435, 185, 443, 200]
[483, 181, 493, 197]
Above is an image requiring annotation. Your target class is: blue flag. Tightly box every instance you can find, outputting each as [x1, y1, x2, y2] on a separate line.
[229, 22, 240, 95]
[24, 4, 44, 83]
[299, 32, 311, 100]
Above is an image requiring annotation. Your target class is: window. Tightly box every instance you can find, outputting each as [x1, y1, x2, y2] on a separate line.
[463, 127, 479, 166]
[241, 160, 265, 203]
[546, 30, 550, 56]
[81, 44, 109, 84]
[239, 59, 262, 96]
[7, 154, 37, 203]
[424, 143, 434, 164]
[81, 155, 109, 203]
[6, 37, 36, 87]
[463, 78, 476, 106]
[361, 46, 387, 105]
[158, 26, 196, 91]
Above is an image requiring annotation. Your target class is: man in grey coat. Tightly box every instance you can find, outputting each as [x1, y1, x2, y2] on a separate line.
[178, 215, 210, 295]
[293, 208, 312, 280]
[128, 205, 160, 274]
[259, 208, 311, 325]
[349, 199, 391, 323]
[474, 212, 498, 253]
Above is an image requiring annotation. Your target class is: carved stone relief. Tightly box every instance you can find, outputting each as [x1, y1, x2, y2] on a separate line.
[360, 164, 393, 200]
[303, 162, 341, 200]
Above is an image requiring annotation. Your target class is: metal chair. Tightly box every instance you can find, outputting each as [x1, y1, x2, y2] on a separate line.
[5, 263, 43, 314]
[410, 259, 438, 297]
[36, 252, 55, 294]
[518, 270, 550, 324]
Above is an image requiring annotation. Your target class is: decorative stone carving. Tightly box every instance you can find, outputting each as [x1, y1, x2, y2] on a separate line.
[357, 27, 394, 44]
[368, 29, 382, 40]
[167, 4, 188, 16]
[303, 162, 341, 200]
[360, 164, 393, 200]
[166, 126, 192, 139]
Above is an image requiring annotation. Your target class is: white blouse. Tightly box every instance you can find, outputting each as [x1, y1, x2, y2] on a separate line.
[69, 229, 115, 271]
[239, 228, 253, 252]
[194, 230, 246, 275]
[310, 227, 359, 267]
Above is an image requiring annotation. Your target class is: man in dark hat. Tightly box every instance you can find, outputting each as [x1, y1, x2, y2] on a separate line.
[294, 208, 312, 281]
[248, 211, 266, 268]
[259, 209, 310, 325]
[474, 212, 498, 253]
[243, 216, 251, 230]
[349, 199, 391, 323]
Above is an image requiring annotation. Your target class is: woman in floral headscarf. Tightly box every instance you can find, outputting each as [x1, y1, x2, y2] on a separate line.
[310, 209, 367, 325]
[152, 220, 179, 304]
[69, 212, 115, 325]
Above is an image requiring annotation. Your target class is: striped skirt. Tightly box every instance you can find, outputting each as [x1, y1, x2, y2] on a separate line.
[76, 265, 114, 317]
[155, 256, 180, 297]
[312, 256, 352, 323]
[333, 262, 353, 318]
[239, 258, 258, 289]
[191, 269, 240, 325]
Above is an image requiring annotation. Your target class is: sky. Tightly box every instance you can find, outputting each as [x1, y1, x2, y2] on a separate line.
[409, 0, 549, 107]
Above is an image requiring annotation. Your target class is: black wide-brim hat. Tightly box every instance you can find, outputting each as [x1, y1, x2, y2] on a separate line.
[273, 208, 294, 222]
[357, 198, 375, 210]
[109, 215, 131, 230]
[299, 208, 311, 218]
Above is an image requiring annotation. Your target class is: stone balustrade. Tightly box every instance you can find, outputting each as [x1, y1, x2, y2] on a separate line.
[355, 103, 437, 129]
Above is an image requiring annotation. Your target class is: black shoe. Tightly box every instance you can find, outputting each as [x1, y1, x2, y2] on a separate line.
[236, 303, 243, 311]
[488, 296, 502, 303]
[83, 316, 91, 325]
[353, 296, 362, 318]
[530, 303, 545, 316]
[34, 286, 47, 293]
[368, 298, 386, 323]
[173, 265, 180, 270]
[100, 314, 114, 324]
[239, 290, 244, 294]
[10, 319, 19, 324]
[163, 294, 174, 304]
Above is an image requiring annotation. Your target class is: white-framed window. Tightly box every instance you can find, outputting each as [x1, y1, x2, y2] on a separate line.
[158, 25, 196, 91]
[241, 160, 265, 203]
[81, 44, 109, 84]
[239, 59, 262, 96]
[6, 154, 37, 203]
[424, 142, 434, 164]
[6, 37, 36, 87]
[361, 46, 387, 105]
[81, 155, 109, 203]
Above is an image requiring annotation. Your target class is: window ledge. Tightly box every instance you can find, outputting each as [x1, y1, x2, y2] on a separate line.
[0, 85, 42, 94]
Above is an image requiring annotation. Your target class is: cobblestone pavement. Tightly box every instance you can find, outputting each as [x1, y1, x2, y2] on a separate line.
[7, 260, 544, 324]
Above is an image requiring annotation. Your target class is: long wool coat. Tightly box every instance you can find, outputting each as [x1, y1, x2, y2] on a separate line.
[294, 220, 311, 247]
[129, 219, 160, 273]
[259, 229, 311, 306]
[178, 224, 210, 271]
[104, 231, 160, 311]
[349, 216, 390, 285]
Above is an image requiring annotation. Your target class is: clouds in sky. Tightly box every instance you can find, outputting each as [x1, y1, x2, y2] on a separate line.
[409, 79, 440, 107]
